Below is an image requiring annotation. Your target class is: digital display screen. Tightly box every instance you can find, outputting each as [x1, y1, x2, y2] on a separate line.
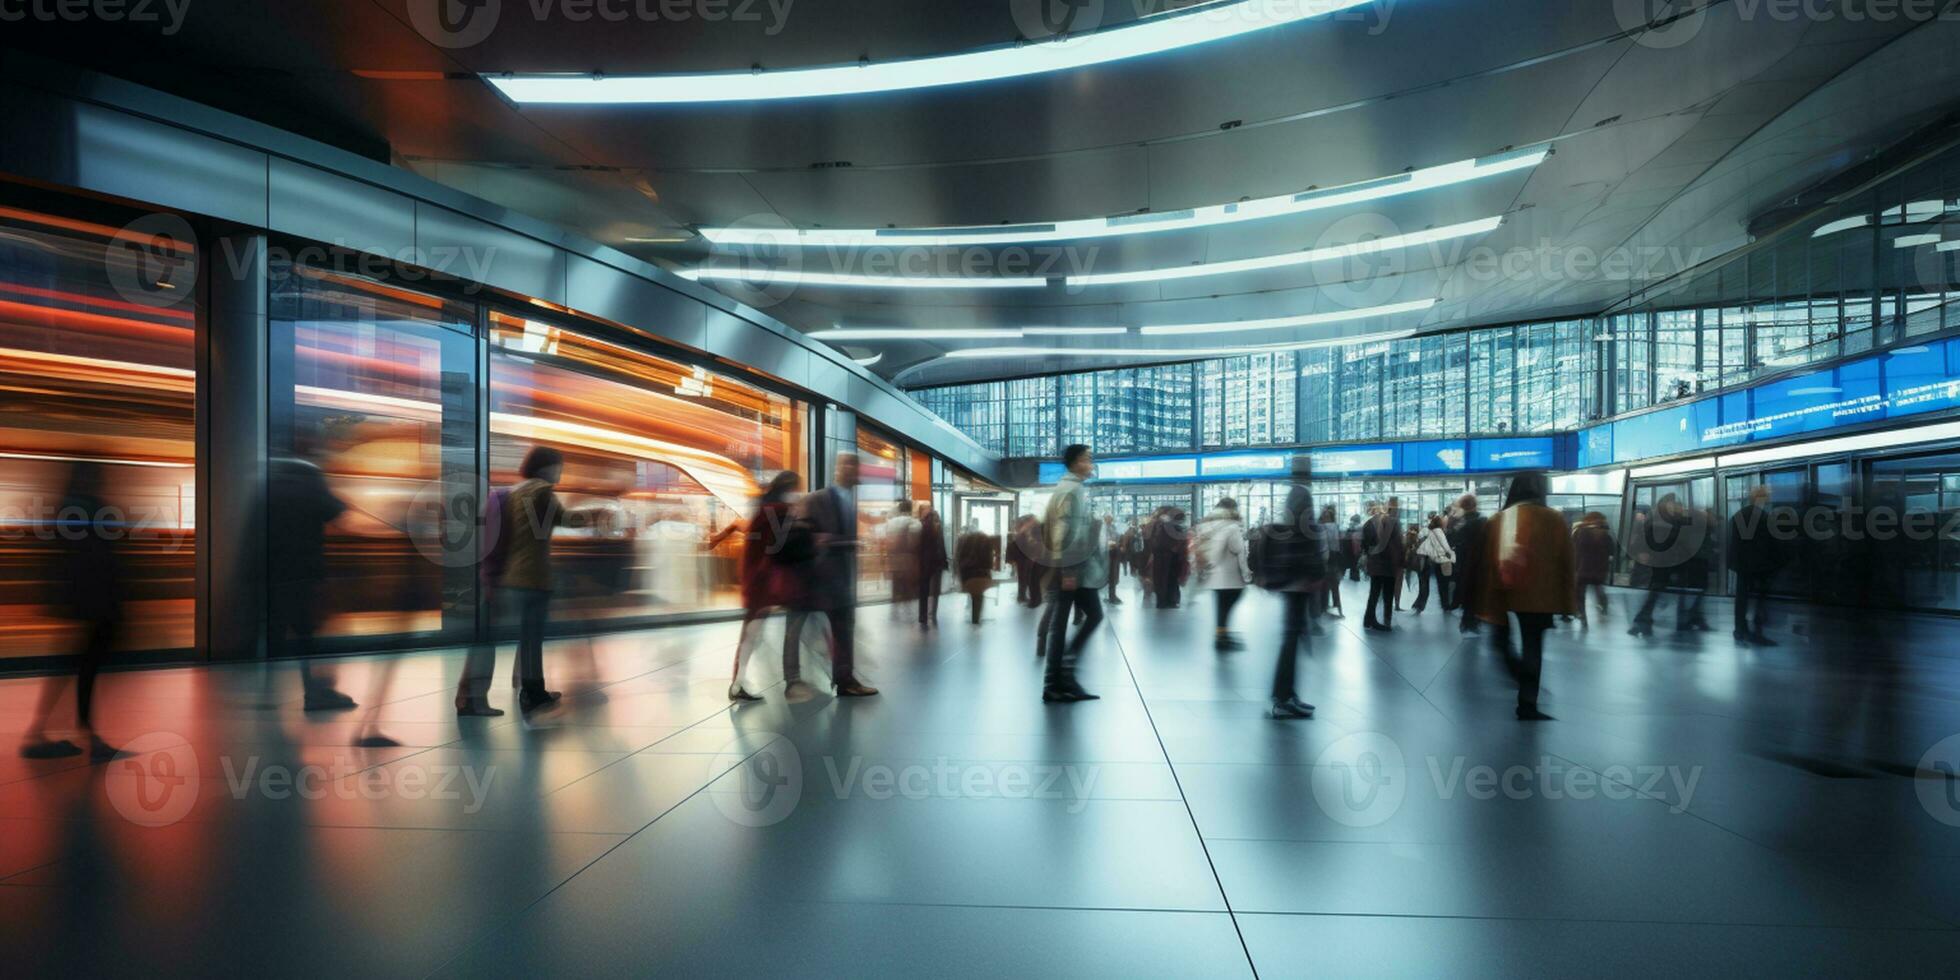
[1469, 437, 1556, 472]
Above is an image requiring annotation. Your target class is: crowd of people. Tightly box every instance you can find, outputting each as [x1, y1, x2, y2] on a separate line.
[17, 436, 1834, 758]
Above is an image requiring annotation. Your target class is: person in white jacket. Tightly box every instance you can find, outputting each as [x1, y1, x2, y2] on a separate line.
[1411, 513, 1457, 613]
[1195, 499, 1253, 651]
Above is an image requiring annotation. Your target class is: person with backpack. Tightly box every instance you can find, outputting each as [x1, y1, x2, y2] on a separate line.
[1254, 459, 1322, 720]
[456, 445, 589, 717]
[1195, 498, 1252, 651]
[1476, 472, 1574, 721]
[728, 470, 808, 703]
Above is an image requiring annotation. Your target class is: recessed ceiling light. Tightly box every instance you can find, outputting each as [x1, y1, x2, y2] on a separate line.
[1894, 234, 1941, 248]
[852, 353, 884, 366]
[1139, 298, 1436, 335]
[486, 0, 1376, 104]
[818, 328, 1029, 340]
[699, 150, 1547, 248]
[1067, 217, 1501, 287]
[1811, 215, 1869, 238]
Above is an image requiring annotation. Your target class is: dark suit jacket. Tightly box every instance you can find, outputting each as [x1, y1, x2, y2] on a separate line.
[800, 485, 857, 610]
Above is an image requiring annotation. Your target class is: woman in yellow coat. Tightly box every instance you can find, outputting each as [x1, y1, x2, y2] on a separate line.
[1478, 472, 1576, 721]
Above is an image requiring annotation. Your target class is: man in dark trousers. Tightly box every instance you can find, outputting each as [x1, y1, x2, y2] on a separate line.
[1728, 484, 1780, 646]
[785, 452, 879, 701]
[1008, 515, 1043, 607]
[916, 502, 948, 628]
[1452, 494, 1488, 635]
[268, 425, 356, 711]
[1041, 444, 1105, 703]
[1362, 496, 1405, 632]
[1103, 514, 1125, 605]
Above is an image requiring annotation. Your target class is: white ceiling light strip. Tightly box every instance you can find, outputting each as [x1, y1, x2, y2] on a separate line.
[487, 0, 1375, 105]
[1066, 216, 1503, 287]
[939, 328, 1418, 360]
[819, 327, 1028, 340]
[1139, 298, 1435, 335]
[679, 269, 1045, 289]
[699, 150, 1547, 248]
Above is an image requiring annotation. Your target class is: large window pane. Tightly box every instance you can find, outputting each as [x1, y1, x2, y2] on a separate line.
[269, 262, 478, 644]
[0, 202, 197, 657]
[487, 311, 805, 622]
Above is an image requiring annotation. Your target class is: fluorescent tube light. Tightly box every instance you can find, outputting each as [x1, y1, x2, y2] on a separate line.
[681, 269, 1045, 289]
[1139, 299, 1434, 335]
[1066, 216, 1502, 287]
[487, 0, 1375, 105]
[699, 150, 1547, 247]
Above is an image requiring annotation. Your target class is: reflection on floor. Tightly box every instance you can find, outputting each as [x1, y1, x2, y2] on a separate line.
[3, 581, 1958, 977]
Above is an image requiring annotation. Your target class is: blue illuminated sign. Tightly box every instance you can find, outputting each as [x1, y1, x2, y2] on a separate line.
[1599, 334, 1960, 464]
[1470, 437, 1556, 472]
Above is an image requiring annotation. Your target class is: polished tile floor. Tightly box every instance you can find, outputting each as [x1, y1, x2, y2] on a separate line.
[2, 579, 1957, 977]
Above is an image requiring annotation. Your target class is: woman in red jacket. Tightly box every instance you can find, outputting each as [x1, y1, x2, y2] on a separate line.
[729, 470, 807, 702]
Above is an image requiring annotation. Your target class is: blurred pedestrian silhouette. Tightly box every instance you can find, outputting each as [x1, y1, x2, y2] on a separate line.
[1102, 514, 1125, 606]
[916, 502, 947, 628]
[728, 470, 808, 703]
[1571, 511, 1614, 627]
[1008, 514, 1042, 608]
[1410, 513, 1455, 613]
[1316, 505, 1344, 622]
[1362, 497, 1404, 631]
[1728, 485, 1781, 645]
[1628, 493, 1706, 636]
[20, 463, 126, 760]
[1252, 460, 1320, 720]
[1477, 473, 1574, 721]
[883, 499, 920, 621]
[955, 520, 994, 625]
[784, 453, 878, 702]
[268, 425, 355, 711]
[1195, 497, 1251, 650]
[1147, 507, 1188, 609]
[1452, 495, 1488, 635]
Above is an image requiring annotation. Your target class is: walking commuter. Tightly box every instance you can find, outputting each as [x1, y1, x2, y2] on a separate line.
[1453, 495, 1488, 635]
[1344, 515, 1365, 581]
[785, 452, 880, 701]
[1008, 516, 1043, 607]
[955, 521, 995, 625]
[1476, 473, 1574, 721]
[1400, 523, 1422, 608]
[1571, 511, 1614, 627]
[1040, 444, 1105, 703]
[20, 464, 126, 760]
[1195, 498, 1252, 651]
[916, 502, 947, 628]
[1361, 497, 1405, 631]
[727, 471, 808, 703]
[1729, 485, 1780, 645]
[1628, 494, 1703, 637]
[1255, 464, 1321, 720]
[1317, 504, 1345, 621]
[269, 426, 356, 711]
[1148, 508, 1188, 608]
[1103, 514, 1125, 605]
[1410, 514, 1456, 613]
[884, 500, 921, 619]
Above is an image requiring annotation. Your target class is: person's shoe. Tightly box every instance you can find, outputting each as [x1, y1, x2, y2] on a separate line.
[1269, 698, 1313, 719]
[1732, 629, 1756, 646]
[728, 686, 764, 704]
[353, 732, 401, 748]
[1689, 619, 1712, 631]
[1750, 631, 1779, 647]
[21, 738, 82, 759]
[1515, 706, 1555, 721]
[1042, 687, 1078, 703]
[1108, 597, 1124, 605]
[455, 699, 505, 717]
[835, 682, 880, 698]
[784, 680, 818, 704]
[1366, 624, 1392, 634]
[1626, 623, 1653, 638]
[303, 689, 358, 712]
[517, 689, 556, 714]
[87, 736, 126, 763]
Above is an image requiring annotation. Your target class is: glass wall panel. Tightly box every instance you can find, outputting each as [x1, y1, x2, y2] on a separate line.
[485, 310, 805, 623]
[0, 202, 197, 657]
[855, 425, 904, 599]
[1007, 375, 1059, 458]
[269, 262, 478, 644]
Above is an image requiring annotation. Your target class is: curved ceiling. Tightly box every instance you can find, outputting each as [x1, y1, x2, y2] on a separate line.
[8, 0, 1957, 386]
